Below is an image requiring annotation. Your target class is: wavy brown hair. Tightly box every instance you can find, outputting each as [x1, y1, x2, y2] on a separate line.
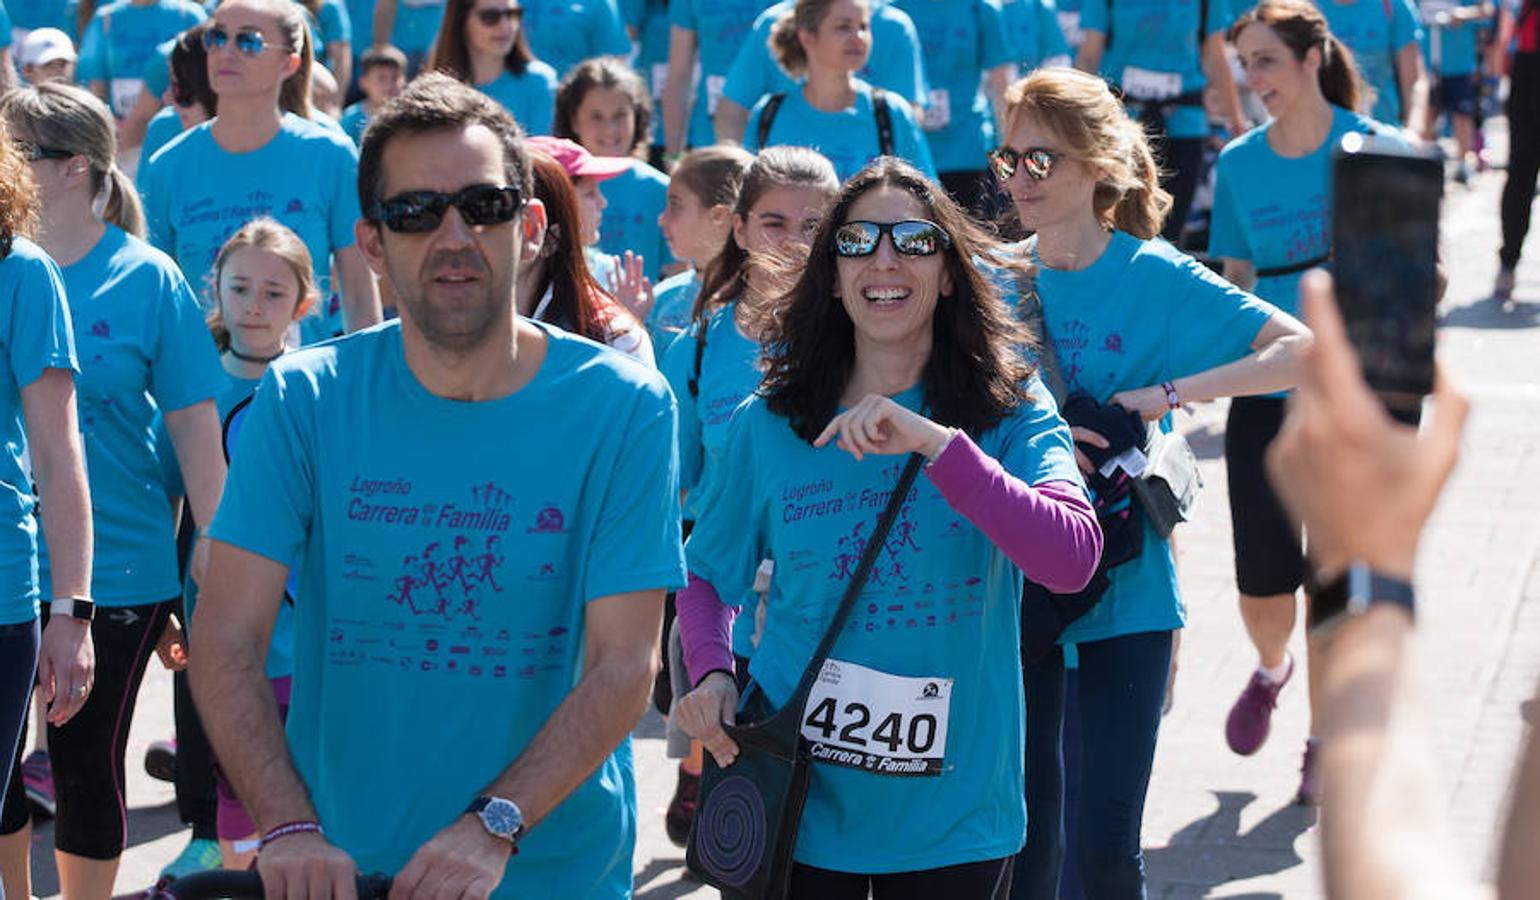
[0, 118, 37, 260]
[762, 157, 1036, 444]
[527, 151, 637, 346]
[428, 0, 536, 81]
[553, 57, 652, 158]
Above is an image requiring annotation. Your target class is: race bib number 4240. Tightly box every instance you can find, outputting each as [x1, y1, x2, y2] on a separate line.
[800, 659, 952, 776]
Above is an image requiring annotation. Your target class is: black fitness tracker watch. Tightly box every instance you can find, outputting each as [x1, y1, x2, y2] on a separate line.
[1307, 563, 1415, 636]
[48, 597, 95, 622]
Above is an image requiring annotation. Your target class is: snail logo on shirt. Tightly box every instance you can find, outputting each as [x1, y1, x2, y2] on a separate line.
[527, 504, 567, 534]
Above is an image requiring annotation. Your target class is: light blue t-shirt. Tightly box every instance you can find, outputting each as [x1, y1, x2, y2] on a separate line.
[633, 0, 672, 146]
[77, 0, 206, 118]
[339, 101, 369, 146]
[744, 79, 938, 182]
[0, 239, 77, 627]
[1024, 231, 1276, 643]
[384, 0, 443, 57]
[645, 268, 698, 355]
[1423, 0, 1485, 75]
[9, 0, 76, 35]
[685, 380, 1083, 872]
[1080, 0, 1233, 139]
[722, 0, 929, 113]
[135, 105, 183, 179]
[668, 0, 762, 148]
[207, 320, 685, 898]
[345, 0, 372, 68]
[1315, 0, 1423, 124]
[893, 0, 1014, 172]
[521, 0, 629, 77]
[140, 113, 362, 343]
[38, 226, 223, 607]
[139, 36, 173, 106]
[477, 62, 559, 135]
[312, 0, 351, 70]
[597, 160, 672, 282]
[0, 2, 13, 46]
[1001, 0, 1071, 69]
[1208, 105, 1397, 318]
[662, 301, 763, 656]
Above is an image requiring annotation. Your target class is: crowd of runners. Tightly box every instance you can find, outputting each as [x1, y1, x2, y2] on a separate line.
[0, 0, 1533, 897]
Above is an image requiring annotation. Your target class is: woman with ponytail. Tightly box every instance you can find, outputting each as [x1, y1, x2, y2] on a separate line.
[139, 0, 381, 344]
[1208, 0, 1407, 807]
[0, 83, 227, 900]
[992, 67, 1311, 900]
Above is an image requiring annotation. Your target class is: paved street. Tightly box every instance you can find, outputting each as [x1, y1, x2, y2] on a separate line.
[20, 131, 1540, 899]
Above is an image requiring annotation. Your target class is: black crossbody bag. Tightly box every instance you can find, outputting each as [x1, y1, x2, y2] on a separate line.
[686, 453, 924, 899]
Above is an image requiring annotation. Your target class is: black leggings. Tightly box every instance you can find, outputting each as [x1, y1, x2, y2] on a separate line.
[790, 856, 1015, 899]
[1501, 52, 1540, 270]
[0, 618, 38, 840]
[1, 599, 174, 858]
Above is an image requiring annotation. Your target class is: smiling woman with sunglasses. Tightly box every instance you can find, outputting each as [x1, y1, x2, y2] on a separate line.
[993, 67, 1312, 900]
[427, 0, 558, 135]
[139, 0, 381, 344]
[672, 157, 1101, 898]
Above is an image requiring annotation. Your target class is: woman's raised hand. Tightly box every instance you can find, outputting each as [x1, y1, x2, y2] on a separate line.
[814, 394, 954, 461]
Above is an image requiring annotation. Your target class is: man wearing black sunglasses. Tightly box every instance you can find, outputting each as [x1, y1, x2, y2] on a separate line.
[190, 72, 685, 900]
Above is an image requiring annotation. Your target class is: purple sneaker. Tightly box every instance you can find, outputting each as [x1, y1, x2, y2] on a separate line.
[1297, 738, 1322, 806]
[1225, 655, 1293, 756]
[21, 750, 54, 819]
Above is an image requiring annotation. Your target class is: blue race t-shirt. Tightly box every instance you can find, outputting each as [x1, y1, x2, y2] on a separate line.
[140, 113, 362, 343]
[1208, 105, 1401, 319]
[339, 101, 369, 146]
[668, 0, 762, 147]
[1022, 231, 1276, 643]
[1080, 0, 1233, 139]
[745, 79, 937, 181]
[521, 0, 630, 76]
[1316, 0, 1423, 124]
[77, 0, 206, 117]
[1001, 0, 1072, 70]
[597, 160, 673, 282]
[685, 380, 1083, 873]
[384, 0, 443, 57]
[633, 0, 671, 146]
[10, 0, 75, 34]
[0, 239, 77, 627]
[345, 0, 372, 67]
[477, 61, 559, 136]
[38, 226, 223, 607]
[645, 268, 698, 356]
[207, 320, 685, 898]
[134, 105, 183, 179]
[1422, 0, 1484, 75]
[722, 0, 929, 112]
[138, 36, 174, 107]
[311, 0, 351, 71]
[893, 0, 1014, 172]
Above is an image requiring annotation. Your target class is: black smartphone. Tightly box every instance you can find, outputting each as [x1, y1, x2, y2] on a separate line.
[1331, 133, 1443, 421]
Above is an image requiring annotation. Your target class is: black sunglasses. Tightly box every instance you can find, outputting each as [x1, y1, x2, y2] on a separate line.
[368, 184, 524, 233]
[13, 141, 73, 162]
[202, 25, 290, 56]
[474, 6, 522, 26]
[833, 220, 951, 258]
[987, 146, 1057, 182]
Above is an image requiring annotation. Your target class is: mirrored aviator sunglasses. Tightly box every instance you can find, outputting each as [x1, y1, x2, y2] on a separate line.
[987, 146, 1056, 182]
[201, 25, 284, 56]
[833, 220, 951, 258]
[368, 184, 523, 233]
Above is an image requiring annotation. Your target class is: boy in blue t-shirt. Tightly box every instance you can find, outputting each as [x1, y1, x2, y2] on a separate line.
[1422, 0, 1494, 180]
[340, 43, 406, 146]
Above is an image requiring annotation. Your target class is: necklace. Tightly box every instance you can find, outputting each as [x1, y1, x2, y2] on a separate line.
[226, 346, 286, 364]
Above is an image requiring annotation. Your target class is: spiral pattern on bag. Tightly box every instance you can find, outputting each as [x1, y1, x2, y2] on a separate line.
[694, 774, 767, 886]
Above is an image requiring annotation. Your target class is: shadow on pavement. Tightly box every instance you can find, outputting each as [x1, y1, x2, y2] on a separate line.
[1440, 297, 1540, 329]
[1144, 790, 1314, 897]
[633, 857, 702, 899]
[1184, 422, 1224, 462]
[28, 801, 185, 899]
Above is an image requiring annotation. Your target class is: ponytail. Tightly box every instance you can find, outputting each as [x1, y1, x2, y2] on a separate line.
[769, 11, 809, 78]
[279, 23, 316, 119]
[101, 164, 146, 237]
[1230, 1, 1368, 113]
[1108, 133, 1172, 241]
[1317, 34, 1363, 112]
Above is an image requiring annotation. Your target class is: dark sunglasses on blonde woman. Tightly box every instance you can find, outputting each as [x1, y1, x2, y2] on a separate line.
[986, 146, 1057, 182]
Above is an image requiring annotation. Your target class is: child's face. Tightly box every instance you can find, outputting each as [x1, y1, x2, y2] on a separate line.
[359, 64, 405, 103]
[658, 183, 728, 268]
[572, 85, 636, 159]
[217, 245, 305, 357]
[23, 58, 74, 85]
[573, 176, 606, 246]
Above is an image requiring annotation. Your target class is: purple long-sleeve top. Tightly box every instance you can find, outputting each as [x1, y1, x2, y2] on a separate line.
[678, 432, 1104, 685]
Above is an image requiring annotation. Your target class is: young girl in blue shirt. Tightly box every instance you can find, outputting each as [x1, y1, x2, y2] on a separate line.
[651, 145, 754, 356]
[994, 67, 1310, 898]
[0, 82, 227, 900]
[425, 0, 558, 134]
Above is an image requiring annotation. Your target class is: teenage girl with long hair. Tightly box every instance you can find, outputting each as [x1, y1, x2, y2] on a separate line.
[650, 145, 754, 354]
[426, 0, 559, 134]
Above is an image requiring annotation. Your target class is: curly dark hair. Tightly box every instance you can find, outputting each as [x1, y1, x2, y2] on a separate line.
[0, 118, 38, 260]
[553, 56, 653, 158]
[761, 157, 1037, 444]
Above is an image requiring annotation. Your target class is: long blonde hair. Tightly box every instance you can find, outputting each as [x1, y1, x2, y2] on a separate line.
[1002, 68, 1172, 241]
[0, 83, 145, 237]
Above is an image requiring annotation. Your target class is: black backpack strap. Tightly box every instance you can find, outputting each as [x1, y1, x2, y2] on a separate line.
[757, 92, 787, 148]
[872, 89, 895, 157]
[687, 320, 708, 398]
